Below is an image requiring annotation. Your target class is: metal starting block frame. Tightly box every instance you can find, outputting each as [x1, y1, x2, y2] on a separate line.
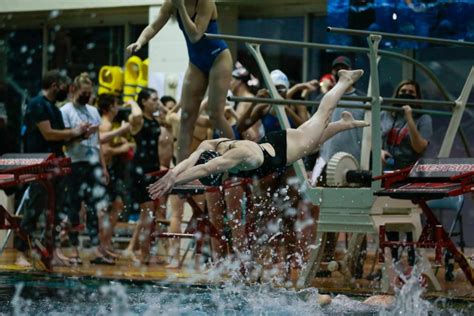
[147, 170, 254, 265]
[375, 158, 474, 285]
[0, 153, 71, 270]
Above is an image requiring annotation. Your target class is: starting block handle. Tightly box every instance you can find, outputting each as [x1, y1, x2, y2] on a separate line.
[373, 166, 413, 189]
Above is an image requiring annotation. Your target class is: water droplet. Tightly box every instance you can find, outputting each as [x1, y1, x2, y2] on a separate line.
[49, 10, 60, 19]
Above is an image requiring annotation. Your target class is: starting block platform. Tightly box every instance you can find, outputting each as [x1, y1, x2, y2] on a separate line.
[375, 158, 474, 286]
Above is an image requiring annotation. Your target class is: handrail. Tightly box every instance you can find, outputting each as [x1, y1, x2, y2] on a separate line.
[228, 96, 454, 117]
[327, 27, 474, 48]
[205, 33, 454, 100]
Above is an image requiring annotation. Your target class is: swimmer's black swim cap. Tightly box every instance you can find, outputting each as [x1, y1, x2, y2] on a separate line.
[195, 150, 224, 186]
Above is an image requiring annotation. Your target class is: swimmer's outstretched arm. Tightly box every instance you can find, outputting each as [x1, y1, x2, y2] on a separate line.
[148, 146, 250, 199]
[173, 0, 213, 43]
[127, 1, 174, 53]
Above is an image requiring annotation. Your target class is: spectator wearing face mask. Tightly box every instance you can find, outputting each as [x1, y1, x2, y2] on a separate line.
[381, 79, 432, 170]
[60, 72, 114, 265]
[15, 70, 90, 268]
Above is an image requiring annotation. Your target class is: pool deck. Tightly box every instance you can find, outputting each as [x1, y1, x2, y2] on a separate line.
[0, 247, 473, 301]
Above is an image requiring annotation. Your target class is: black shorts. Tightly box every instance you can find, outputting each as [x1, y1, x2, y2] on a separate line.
[106, 162, 127, 201]
[130, 164, 159, 213]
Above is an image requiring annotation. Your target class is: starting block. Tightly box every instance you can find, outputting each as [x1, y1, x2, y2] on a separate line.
[0, 153, 71, 270]
[375, 158, 474, 286]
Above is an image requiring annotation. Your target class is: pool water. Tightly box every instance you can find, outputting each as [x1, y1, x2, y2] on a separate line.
[0, 273, 473, 316]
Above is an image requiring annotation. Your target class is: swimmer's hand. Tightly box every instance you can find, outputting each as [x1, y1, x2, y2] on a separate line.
[127, 42, 142, 54]
[148, 170, 176, 199]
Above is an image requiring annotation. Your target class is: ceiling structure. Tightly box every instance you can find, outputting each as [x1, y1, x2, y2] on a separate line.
[0, 0, 327, 29]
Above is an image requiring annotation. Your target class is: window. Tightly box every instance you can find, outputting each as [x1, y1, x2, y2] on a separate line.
[48, 26, 124, 80]
[5, 29, 43, 95]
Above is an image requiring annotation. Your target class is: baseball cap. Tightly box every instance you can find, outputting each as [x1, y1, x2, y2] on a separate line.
[270, 69, 289, 89]
[332, 56, 352, 69]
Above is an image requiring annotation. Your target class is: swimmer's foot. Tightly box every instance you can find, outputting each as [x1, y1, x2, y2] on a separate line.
[166, 258, 181, 269]
[15, 252, 32, 268]
[340, 111, 370, 128]
[122, 248, 139, 261]
[52, 249, 72, 267]
[317, 294, 332, 306]
[338, 69, 364, 85]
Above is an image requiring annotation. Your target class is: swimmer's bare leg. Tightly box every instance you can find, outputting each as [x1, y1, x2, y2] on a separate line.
[286, 69, 364, 163]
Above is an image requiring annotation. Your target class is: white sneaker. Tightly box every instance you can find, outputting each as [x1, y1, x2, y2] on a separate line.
[15, 253, 32, 268]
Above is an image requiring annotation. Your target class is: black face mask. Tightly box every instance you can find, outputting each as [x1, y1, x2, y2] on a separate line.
[77, 94, 91, 105]
[55, 89, 68, 102]
[394, 93, 416, 107]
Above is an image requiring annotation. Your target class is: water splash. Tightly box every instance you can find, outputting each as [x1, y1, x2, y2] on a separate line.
[380, 264, 434, 316]
[98, 283, 130, 316]
[6, 277, 473, 316]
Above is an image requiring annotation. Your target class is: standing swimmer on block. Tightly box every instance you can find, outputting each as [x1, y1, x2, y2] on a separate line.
[127, 0, 234, 163]
[148, 69, 369, 198]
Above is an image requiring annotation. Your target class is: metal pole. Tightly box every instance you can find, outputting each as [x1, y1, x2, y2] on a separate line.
[124, 22, 131, 66]
[302, 13, 311, 83]
[327, 27, 474, 48]
[42, 25, 48, 77]
[367, 34, 382, 188]
[439, 67, 474, 157]
[228, 96, 459, 115]
[206, 33, 367, 53]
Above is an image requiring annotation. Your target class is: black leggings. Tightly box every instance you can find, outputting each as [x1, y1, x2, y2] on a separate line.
[65, 162, 107, 247]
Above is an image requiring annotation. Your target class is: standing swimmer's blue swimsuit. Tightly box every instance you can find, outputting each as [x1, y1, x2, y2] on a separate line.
[176, 0, 228, 75]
